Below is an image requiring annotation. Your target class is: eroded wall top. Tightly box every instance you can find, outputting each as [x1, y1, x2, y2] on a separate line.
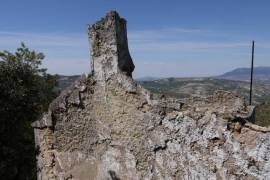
[88, 11, 135, 80]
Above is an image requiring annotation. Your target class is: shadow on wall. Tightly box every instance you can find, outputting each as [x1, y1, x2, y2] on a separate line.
[108, 170, 121, 180]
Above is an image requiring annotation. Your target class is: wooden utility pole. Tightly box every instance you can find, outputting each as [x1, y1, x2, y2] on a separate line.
[249, 41, 255, 105]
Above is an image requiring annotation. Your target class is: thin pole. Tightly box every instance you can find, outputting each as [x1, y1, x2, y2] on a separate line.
[249, 41, 255, 105]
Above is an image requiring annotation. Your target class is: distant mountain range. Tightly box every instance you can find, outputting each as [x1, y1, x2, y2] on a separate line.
[140, 77, 270, 105]
[136, 66, 270, 83]
[56, 66, 270, 104]
[56, 67, 270, 127]
[217, 66, 270, 82]
[135, 76, 161, 81]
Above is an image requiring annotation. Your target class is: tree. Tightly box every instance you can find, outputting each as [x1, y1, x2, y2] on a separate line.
[0, 43, 58, 180]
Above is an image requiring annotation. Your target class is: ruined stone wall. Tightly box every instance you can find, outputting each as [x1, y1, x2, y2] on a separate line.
[88, 11, 134, 80]
[33, 11, 270, 180]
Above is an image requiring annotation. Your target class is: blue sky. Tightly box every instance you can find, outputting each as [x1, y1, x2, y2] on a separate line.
[1, 0, 270, 77]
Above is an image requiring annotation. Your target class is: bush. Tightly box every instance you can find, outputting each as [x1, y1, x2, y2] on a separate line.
[0, 43, 58, 180]
[255, 101, 270, 127]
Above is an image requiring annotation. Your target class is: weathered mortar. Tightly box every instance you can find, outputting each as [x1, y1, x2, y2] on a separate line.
[33, 11, 270, 180]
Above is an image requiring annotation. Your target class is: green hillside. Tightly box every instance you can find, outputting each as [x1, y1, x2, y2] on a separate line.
[255, 102, 270, 127]
[57, 76, 270, 127]
[139, 77, 270, 105]
[139, 77, 270, 127]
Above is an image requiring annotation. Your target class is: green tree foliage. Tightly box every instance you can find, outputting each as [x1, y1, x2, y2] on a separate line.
[255, 101, 270, 127]
[0, 43, 58, 180]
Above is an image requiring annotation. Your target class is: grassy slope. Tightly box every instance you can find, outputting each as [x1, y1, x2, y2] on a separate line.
[255, 102, 270, 127]
[139, 77, 270, 105]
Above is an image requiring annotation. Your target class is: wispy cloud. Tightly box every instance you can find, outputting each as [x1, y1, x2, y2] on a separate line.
[0, 28, 269, 76]
[128, 28, 250, 52]
[42, 58, 90, 75]
[128, 27, 208, 41]
[0, 28, 251, 55]
[0, 31, 90, 75]
[0, 31, 88, 48]
[130, 41, 249, 52]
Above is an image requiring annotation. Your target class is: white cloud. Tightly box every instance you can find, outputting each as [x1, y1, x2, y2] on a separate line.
[42, 58, 90, 75]
[0, 31, 88, 48]
[0, 28, 251, 56]
[127, 28, 250, 52]
[130, 41, 249, 52]
[128, 27, 208, 41]
[0, 31, 91, 75]
[0, 28, 269, 76]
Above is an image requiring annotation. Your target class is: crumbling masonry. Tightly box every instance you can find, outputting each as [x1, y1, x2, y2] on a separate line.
[33, 11, 270, 180]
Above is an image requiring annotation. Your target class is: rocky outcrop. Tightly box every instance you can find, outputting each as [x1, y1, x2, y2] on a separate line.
[32, 11, 270, 180]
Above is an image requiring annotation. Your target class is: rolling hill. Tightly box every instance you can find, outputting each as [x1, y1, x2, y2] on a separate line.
[57, 74, 270, 126]
[139, 77, 270, 105]
[218, 66, 270, 82]
[58, 75, 270, 105]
